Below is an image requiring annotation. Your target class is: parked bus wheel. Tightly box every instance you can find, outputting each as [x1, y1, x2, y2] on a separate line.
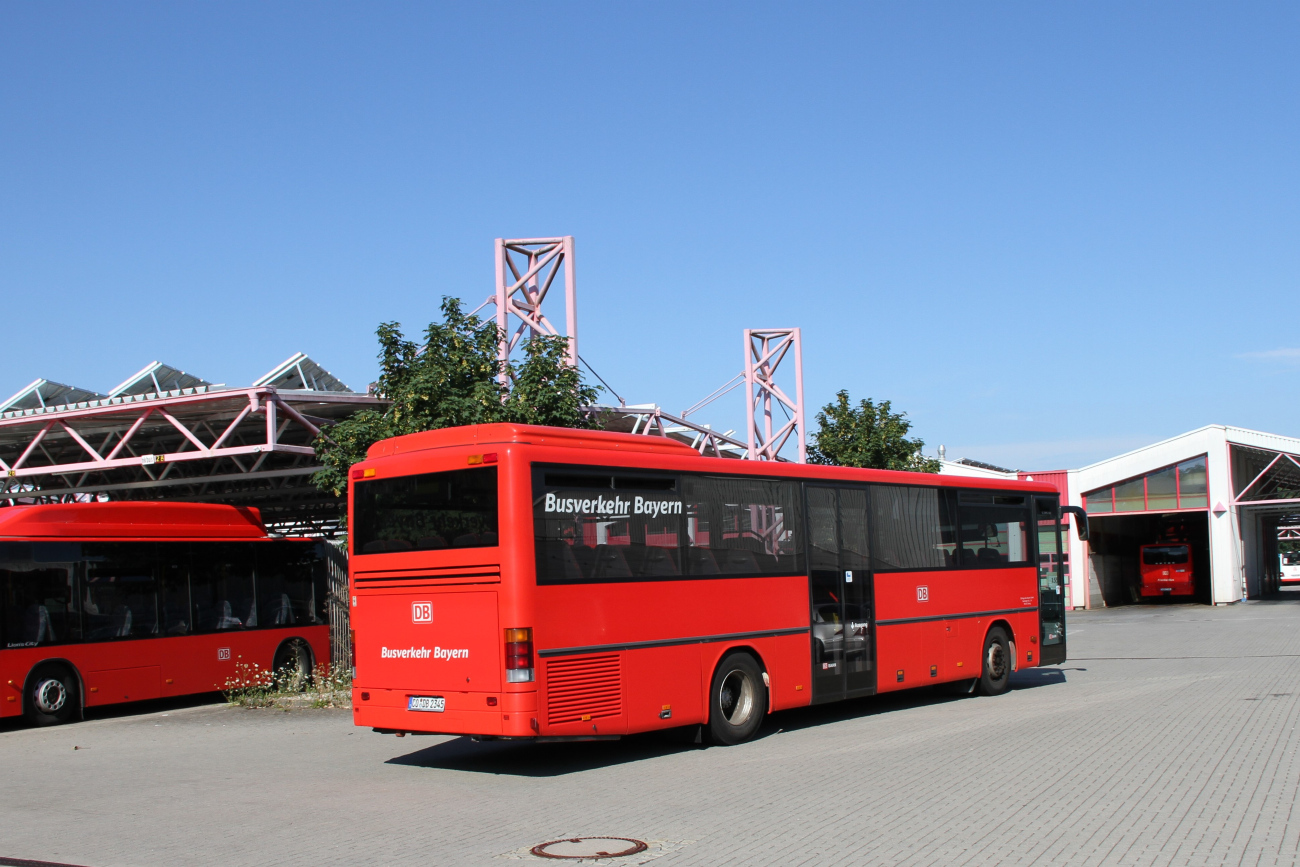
[978, 627, 1011, 696]
[272, 639, 314, 691]
[25, 663, 80, 726]
[707, 651, 765, 746]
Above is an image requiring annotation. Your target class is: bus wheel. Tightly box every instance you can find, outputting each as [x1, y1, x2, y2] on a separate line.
[708, 652, 765, 746]
[979, 627, 1011, 696]
[26, 664, 79, 726]
[272, 639, 314, 692]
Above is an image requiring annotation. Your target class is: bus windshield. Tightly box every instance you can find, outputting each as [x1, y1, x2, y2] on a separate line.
[353, 467, 499, 554]
[1143, 545, 1189, 565]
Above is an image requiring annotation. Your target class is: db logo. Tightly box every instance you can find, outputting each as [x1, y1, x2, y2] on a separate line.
[412, 602, 433, 624]
[217, 647, 231, 660]
[916, 586, 929, 602]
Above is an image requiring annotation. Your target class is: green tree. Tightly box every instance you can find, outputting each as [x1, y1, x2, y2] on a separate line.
[806, 390, 940, 473]
[312, 297, 599, 498]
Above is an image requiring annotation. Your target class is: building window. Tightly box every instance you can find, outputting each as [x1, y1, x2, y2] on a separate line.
[1083, 455, 1209, 514]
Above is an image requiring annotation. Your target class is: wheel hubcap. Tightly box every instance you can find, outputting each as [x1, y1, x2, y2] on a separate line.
[987, 643, 1007, 680]
[34, 678, 67, 714]
[718, 669, 755, 726]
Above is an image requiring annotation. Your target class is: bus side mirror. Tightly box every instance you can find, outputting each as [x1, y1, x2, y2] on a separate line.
[1060, 506, 1089, 542]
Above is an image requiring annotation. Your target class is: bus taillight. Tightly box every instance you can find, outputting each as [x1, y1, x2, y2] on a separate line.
[504, 628, 534, 683]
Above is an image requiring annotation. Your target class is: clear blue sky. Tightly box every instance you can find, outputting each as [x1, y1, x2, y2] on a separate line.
[2, 3, 1297, 470]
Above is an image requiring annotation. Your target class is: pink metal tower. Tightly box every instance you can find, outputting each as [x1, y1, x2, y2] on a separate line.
[492, 237, 578, 383]
[744, 328, 806, 462]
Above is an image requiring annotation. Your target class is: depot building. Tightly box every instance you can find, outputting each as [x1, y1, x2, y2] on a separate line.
[940, 426, 1300, 608]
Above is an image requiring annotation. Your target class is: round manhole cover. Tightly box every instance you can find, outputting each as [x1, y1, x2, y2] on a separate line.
[531, 837, 648, 860]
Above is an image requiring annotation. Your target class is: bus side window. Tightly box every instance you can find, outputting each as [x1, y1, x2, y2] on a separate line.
[956, 494, 1032, 568]
[257, 542, 325, 626]
[82, 543, 160, 640]
[191, 544, 257, 632]
[1, 542, 81, 646]
[159, 543, 193, 636]
[868, 486, 952, 571]
[681, 475, 804, 576]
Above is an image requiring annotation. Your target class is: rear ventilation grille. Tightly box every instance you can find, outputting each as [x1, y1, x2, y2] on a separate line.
[546, 654, 622, 725]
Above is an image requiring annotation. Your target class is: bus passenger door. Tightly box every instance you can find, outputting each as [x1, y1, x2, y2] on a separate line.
[1035, 496, 1067, 665]
[837, 488, 875, 697]
[807, 486, 876, 703]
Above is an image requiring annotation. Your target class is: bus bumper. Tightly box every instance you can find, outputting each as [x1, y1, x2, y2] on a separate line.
[352, 687, 537, 737]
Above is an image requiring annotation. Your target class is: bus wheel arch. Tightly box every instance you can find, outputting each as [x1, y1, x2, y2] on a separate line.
[272, 638, 315, 691]
[978, 624, 1013, 697]
[23, 659, 83, 726]
[705, 647, 767, 746]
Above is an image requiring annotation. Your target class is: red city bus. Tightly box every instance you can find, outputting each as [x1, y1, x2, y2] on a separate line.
[1, 502, 330, 725]
[348, 424, 1072, 745]
[1139, 543, 1194, 597]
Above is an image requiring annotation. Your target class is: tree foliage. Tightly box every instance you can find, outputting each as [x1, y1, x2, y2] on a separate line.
[806, 390, 940, 473]
[313, 297, 599, 498]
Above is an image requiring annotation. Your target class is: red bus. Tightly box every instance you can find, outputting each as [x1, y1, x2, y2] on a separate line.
[1, 502, 330, 725]
[1139, 543, 1194, 597]
[348, 424, 1072, 745]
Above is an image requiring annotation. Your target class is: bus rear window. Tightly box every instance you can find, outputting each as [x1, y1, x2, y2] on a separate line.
[353, 467, 498, 555]
[1143, 546, 1189, 565]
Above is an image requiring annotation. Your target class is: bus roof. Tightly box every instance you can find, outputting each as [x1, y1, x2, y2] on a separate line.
[0, 502, 270, 540]
[366, 423, 700, 460]
[363, 423, 1058, 494]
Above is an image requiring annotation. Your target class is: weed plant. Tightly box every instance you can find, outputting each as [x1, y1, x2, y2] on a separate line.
[224, 658, 352, 710]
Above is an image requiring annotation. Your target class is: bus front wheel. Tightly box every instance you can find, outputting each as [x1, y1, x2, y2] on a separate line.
[707, 652, 765, 746]
[25, 663, 80, 726]
[979, 627, 1011, 696]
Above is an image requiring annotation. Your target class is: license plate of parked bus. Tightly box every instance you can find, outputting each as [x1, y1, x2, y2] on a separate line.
[408, 696, 445, 712]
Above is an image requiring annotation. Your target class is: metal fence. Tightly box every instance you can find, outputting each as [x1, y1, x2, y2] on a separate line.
[322, 540, 351, 669]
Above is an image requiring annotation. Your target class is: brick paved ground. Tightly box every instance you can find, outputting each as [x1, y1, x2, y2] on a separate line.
[4, 595, 1300, 867]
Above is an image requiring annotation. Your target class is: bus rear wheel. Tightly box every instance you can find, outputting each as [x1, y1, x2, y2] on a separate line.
[979, 627, 1011, 696]
[707, 652, 765, 746]
[272, 639, 314, 692]
[26, 663, 79, 726]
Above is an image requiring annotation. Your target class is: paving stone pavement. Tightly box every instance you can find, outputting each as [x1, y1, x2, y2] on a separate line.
[4, 596, 1300, 867]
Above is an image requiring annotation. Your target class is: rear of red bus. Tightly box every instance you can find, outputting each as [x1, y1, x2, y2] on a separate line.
[1139, 544, 1193, 597]
[347, 430, 540, 738]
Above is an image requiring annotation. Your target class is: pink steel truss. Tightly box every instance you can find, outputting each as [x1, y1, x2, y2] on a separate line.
[0, 386, 380, 530]
[490, 237, 578, 382]
[744, 328, 806, 463]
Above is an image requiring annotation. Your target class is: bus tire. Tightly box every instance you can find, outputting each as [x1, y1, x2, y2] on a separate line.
[25, 663, 80, 727]
[272, 639, 314, 691]
[707, 651, 765, 746]
[978, 627, 1011, 696]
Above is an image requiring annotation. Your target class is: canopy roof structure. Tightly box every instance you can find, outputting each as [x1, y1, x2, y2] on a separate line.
[0, 354, 381, 534]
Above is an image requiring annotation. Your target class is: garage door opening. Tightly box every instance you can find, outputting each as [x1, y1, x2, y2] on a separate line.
[1086, 512, 1211, 606]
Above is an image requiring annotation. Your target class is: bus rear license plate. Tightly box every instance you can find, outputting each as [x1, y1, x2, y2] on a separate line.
[408, 696, 445, 712]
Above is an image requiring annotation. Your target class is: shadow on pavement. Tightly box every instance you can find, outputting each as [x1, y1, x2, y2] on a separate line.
[386, 729, 701, 777]
[1010, 667, 1067, 689]
[388, 667, 1072, 776]
[0, 692, 227, 732]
